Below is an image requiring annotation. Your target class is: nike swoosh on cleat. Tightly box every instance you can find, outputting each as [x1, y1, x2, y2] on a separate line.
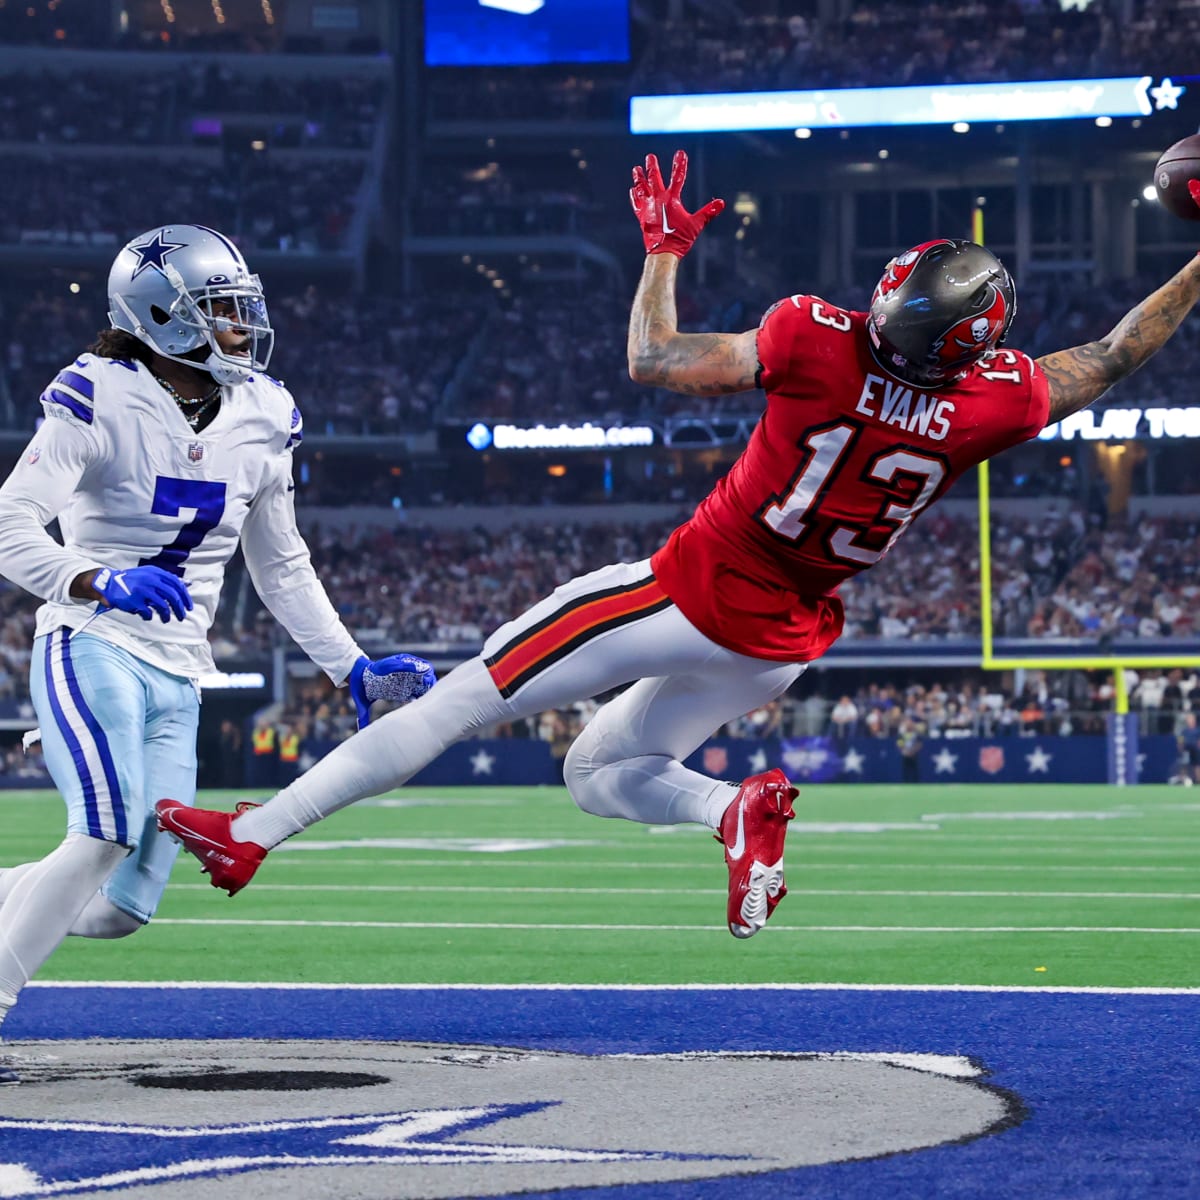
[161, 809, 226, 851]
[727, 796, 748, 860]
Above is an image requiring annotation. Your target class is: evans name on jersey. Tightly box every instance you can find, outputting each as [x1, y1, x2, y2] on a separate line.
[853, 374, 954, 441]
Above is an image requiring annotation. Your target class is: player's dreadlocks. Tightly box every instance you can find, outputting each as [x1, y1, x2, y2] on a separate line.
[86, 328, 155, 367]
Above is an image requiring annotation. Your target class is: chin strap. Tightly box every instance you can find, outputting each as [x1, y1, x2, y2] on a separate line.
[204, 351, 252, 386]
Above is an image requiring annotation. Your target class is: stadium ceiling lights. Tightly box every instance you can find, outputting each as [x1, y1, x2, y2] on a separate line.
[631, 76, 1188, 134]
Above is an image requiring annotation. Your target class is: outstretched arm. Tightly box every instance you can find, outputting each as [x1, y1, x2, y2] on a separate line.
[627, 255, 760, 395]
[625, 149, 760, 396]
[1037, 253, 1200, 423]
[241, 452, 364, 686]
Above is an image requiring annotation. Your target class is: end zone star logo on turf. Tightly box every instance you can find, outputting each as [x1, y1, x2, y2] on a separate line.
[0, 1038, 1018, 1196]
[0, 1103, 699, 1197]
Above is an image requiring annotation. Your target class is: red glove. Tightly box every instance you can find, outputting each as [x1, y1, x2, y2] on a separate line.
[629, 149, 725, 257]
[1190, 179, 1200, 209]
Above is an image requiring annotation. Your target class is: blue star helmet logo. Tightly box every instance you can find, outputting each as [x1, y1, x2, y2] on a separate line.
[129, 230, 187, 280]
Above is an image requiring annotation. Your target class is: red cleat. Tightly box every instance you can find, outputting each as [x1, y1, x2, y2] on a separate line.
[155, 799, 267, 896]
[715, 767, 798, 939]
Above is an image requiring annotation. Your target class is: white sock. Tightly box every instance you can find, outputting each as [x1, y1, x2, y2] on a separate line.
[567, 752, 739, 828]
[234, 658, 506, 850]
[68, 895, 143, 940]
[0, 864, 36, 908]
[0, 834, 128, 1006]
[702, 781, 741, 831]
[0, 991, 14, 1036]
[1, 865, 140, 939]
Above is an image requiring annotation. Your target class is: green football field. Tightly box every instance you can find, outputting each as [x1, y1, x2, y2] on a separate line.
[2, 784, 1198, 989]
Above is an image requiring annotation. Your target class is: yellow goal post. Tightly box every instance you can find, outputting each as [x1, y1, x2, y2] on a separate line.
[977, 459, 1200, 717]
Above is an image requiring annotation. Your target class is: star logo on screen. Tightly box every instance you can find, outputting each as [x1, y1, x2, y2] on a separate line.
[479, 0, 545, 13]
[1149, 78, 1184, 110]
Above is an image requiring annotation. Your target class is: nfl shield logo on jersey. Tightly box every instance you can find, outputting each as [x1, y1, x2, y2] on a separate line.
[188, 442, 205, 463]
[979, 745, 1005, 775]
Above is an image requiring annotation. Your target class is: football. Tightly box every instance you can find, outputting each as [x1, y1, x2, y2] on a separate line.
[1152, 133, 1200, 221]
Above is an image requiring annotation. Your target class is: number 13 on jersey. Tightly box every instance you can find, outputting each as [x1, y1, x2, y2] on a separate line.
[759, 421, 947, 566]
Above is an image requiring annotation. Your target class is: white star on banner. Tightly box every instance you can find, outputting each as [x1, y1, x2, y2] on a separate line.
[747, 748, 769, 774]
[841, 748, 865, 775]
[469, 748, 496, 776]
[1025, 746, 1052, 774]
[932, 747, 958, 775]
[1150, 77, 1184, 109]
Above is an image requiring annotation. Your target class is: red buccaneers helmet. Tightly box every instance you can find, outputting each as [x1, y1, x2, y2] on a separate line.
[866, 239, 1016, 387]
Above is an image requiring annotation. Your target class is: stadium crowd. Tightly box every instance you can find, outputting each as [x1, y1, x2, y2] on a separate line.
[0, 281, 488, 434]
[270, 289, 489, 436]
[633, 0, 1195, 94]
[412, 163, 602, 238]
[448, 293, 650, 424]
[0, 497, 1193, 706]
[420, 0, 1195, 121]
[0, 268, 1147, 433]
[0, 155, 363, 255]
[4, 0, 1193, 130]
[426, 69, 628, 124]
[275, 509, 1199, 649]
[121, 504, 1192, 687]
[0, 66, 385, 149]
[448, 273, 1200, 425]
[271, 662, 1200, 767]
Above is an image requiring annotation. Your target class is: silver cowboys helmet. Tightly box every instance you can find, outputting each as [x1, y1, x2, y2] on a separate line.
[107, 224, 273, 386]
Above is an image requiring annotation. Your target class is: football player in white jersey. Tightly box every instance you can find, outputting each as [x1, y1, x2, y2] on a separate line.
[0, 225, 436, 1077]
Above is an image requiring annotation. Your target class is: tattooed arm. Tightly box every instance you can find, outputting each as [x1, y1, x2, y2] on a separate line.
[1037, 254, 1200, 423]
[627, 255, 760, 396]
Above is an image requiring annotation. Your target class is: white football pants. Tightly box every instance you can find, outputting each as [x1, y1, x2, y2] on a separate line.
[239, 559, 804, 849]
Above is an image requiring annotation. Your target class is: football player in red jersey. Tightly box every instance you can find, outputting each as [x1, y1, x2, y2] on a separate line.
[159, 150, 1200, 941]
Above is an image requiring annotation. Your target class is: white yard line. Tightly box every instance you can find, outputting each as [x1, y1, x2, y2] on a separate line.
[170, 883, 1200, 900]
[265, 857, 1195, 872]
[24, 980, 1200, 995]
[322, 830, 1192, 845]
[149, 918, 1200, 934]
[21, 980, 1200, 995]
[827, 833, 1192, 845]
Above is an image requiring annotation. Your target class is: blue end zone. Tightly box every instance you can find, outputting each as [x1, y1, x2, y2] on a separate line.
[9, 984, 1199, 1199]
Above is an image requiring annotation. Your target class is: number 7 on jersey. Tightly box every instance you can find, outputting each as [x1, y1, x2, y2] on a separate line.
[138, 476, 227, 578]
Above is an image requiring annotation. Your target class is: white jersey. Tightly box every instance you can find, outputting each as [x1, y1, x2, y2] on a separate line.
[0, 352, 362, 683]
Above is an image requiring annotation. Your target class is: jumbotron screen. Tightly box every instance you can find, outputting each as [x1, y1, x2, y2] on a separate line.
[425, 0, 630, 67]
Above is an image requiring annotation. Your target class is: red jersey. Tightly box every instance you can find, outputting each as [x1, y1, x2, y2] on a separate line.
[650, 294, 1049, 662]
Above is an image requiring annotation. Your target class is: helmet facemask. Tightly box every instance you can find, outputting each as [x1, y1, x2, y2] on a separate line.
[158, 263, 274, 386]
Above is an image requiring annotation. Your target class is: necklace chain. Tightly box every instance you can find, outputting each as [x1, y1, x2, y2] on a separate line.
[154, 375, 221, 429]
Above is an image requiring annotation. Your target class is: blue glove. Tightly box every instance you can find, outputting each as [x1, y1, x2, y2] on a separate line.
[348, 653, 437, 728]
[94, 566, 194, 623]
